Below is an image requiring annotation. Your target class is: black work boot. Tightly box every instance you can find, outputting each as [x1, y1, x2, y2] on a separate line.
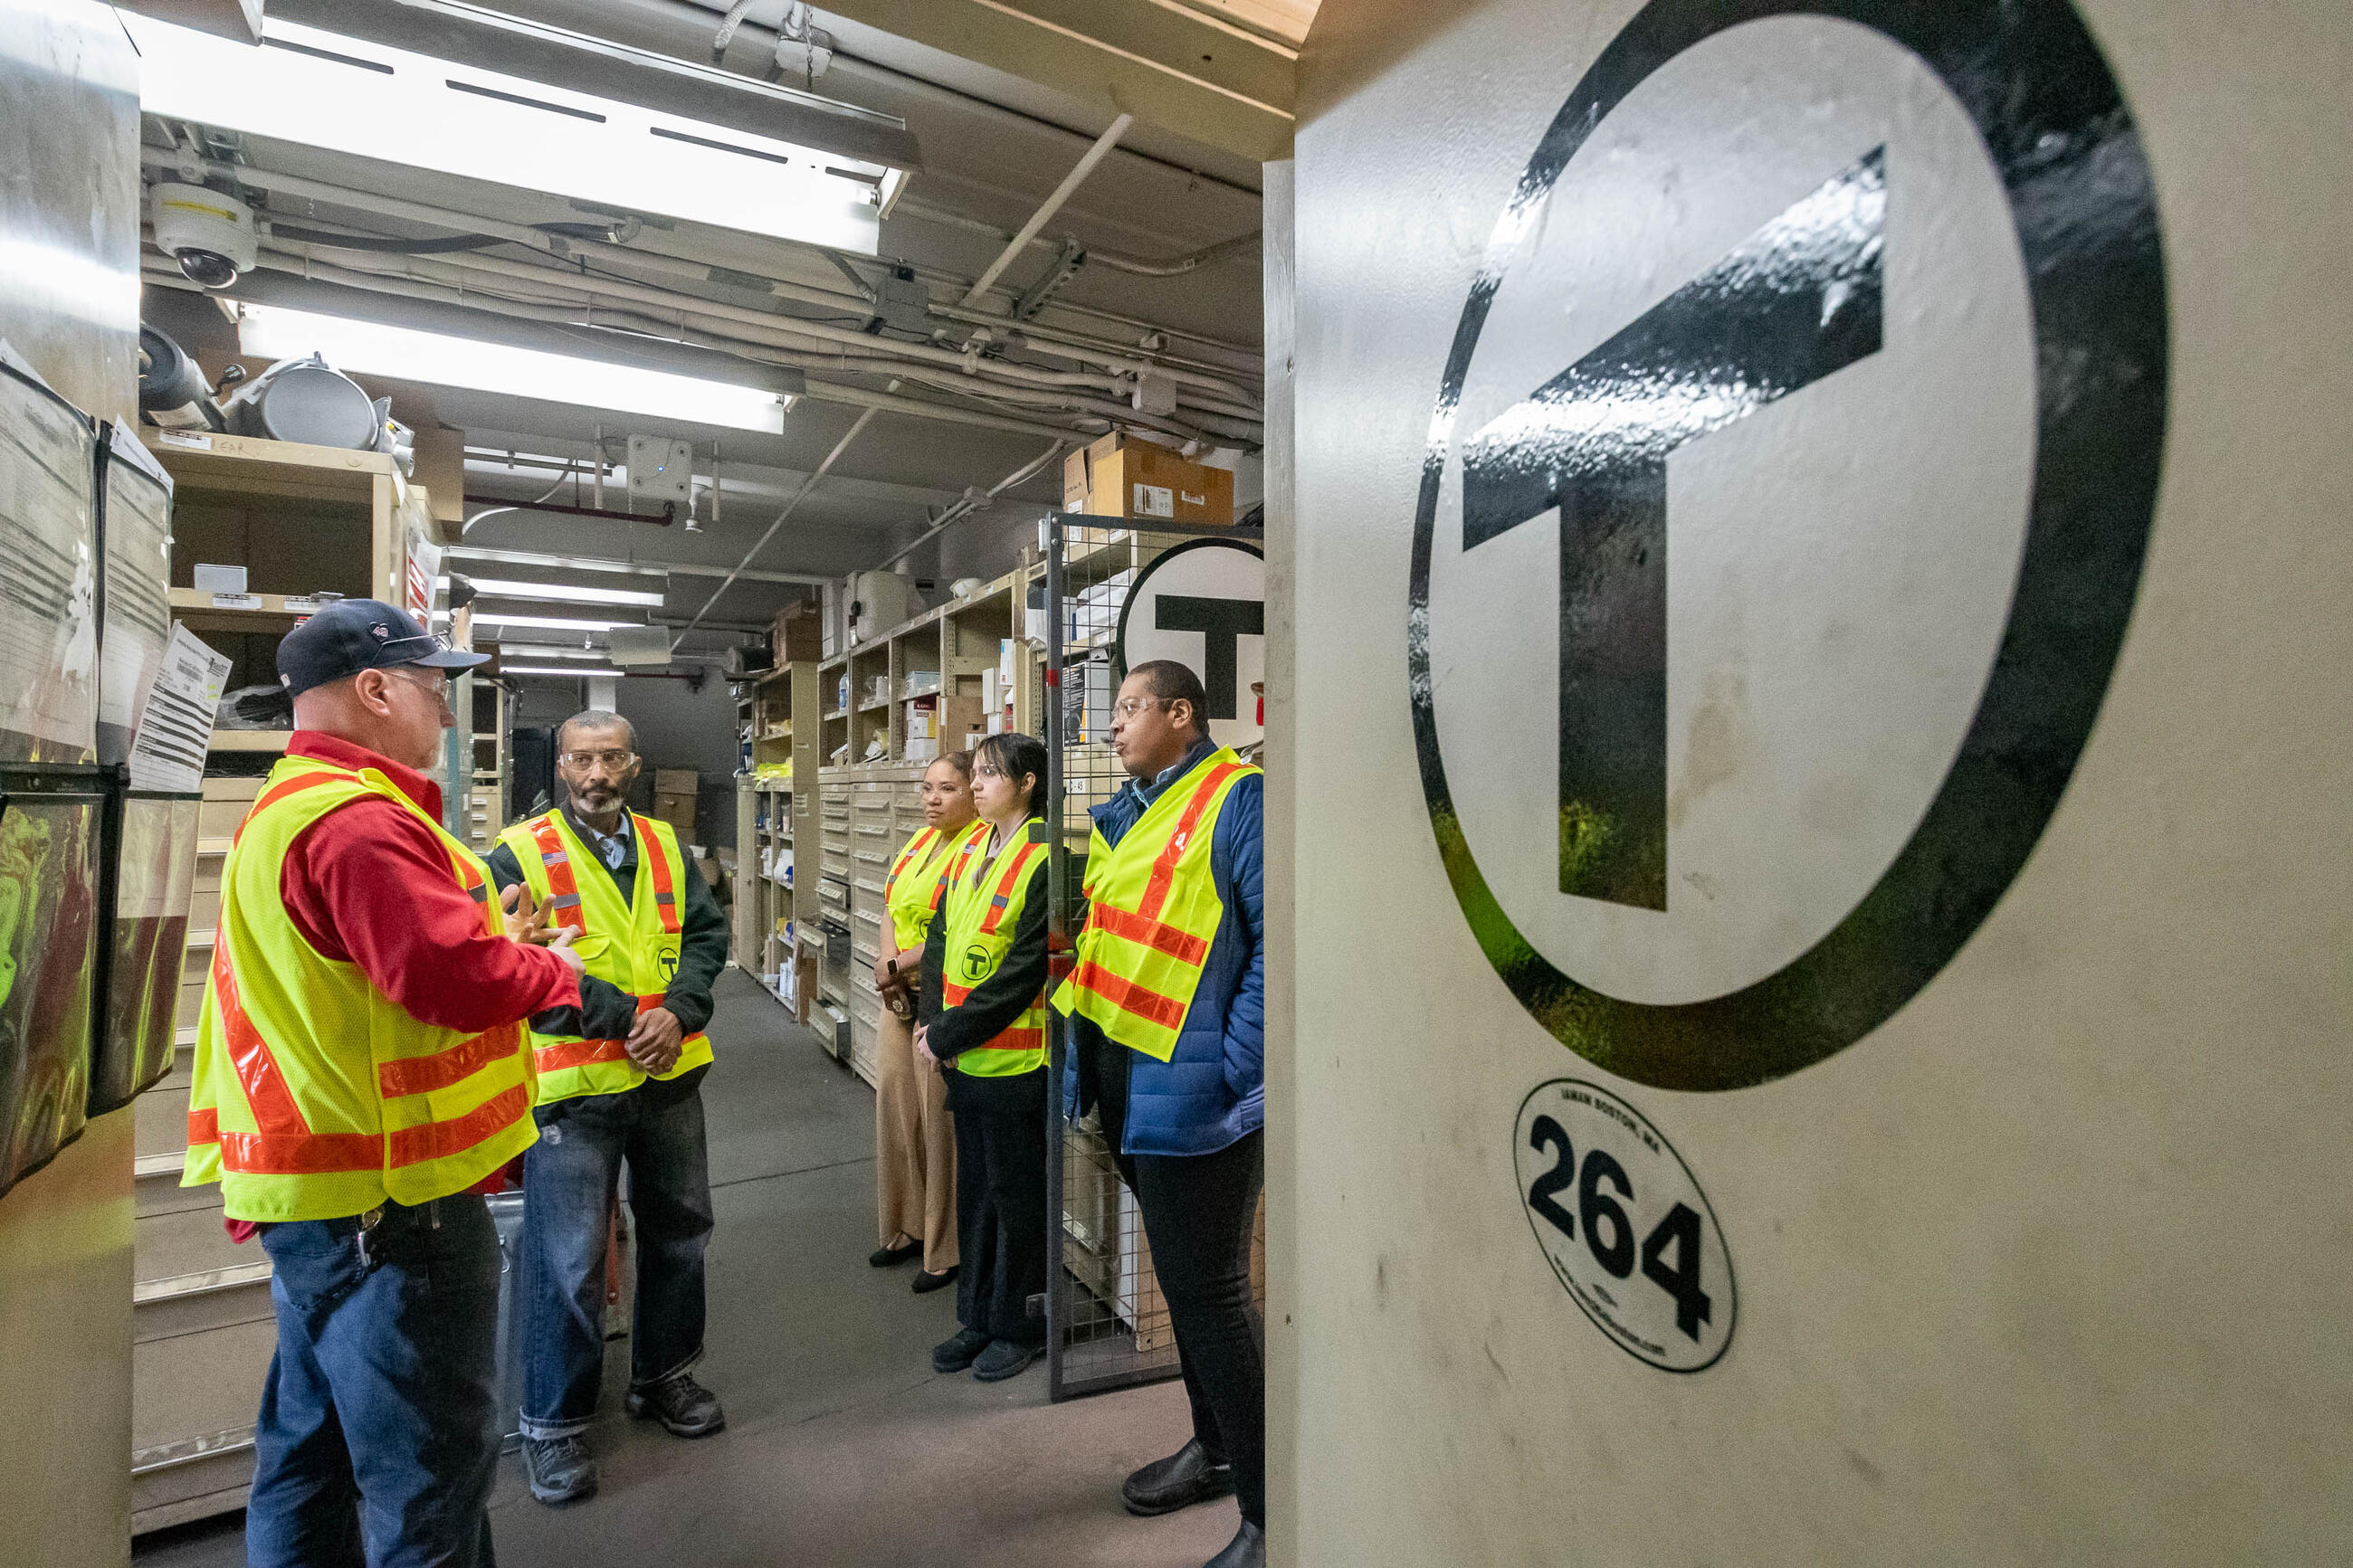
[932, 1326, 991, 1373]
[970, 1337, 1045, 1383]
[1205, 1520, 1266, 1568]
[522, 1433, 597, 1505]
[625, 1369, 726, 1438]
[1123, 1437, 1235, 1516]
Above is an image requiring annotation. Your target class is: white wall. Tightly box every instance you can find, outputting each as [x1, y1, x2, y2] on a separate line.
[1282, 1, 2353, 1561]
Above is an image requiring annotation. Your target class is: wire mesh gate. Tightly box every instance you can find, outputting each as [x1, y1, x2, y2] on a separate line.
[1042, 511, 1266, 1402]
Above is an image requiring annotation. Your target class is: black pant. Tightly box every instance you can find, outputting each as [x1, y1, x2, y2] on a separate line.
[948, 1064, 1049, 1345]
[1089, 1040, 1266, 1527]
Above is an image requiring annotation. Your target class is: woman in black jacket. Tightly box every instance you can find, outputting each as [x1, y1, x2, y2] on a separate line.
[916, 731, 1053, 1381]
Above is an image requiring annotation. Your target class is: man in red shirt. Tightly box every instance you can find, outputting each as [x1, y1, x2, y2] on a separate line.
[214, 600, 585, 1568]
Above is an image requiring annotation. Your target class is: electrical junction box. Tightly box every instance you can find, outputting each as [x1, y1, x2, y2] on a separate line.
[625, 436, 693, 510]
[873, 271, 929, 335]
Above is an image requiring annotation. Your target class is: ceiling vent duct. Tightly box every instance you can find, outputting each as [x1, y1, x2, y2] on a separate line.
[605, 626, 674, 667]
[124, 0, 919, 254]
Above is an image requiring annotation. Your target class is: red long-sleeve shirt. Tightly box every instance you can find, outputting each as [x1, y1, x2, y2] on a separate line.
[224, 733, 578, 1237]
[279, 731, 580, 1026]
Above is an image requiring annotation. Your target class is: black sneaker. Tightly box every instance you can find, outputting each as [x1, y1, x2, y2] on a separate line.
[624, 1370, 726, 1438]
[521, 1433, 597, 1505]
[971, 1338, 1045, 1382]
[1123, 1437, 1235, 1516]
[931, 1326, 991, 1373]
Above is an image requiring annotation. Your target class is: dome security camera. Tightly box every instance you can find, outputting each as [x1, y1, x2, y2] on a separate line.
[150, 181, 257, 290]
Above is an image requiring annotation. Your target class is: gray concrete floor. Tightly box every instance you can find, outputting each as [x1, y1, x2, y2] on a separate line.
[136, 969, 1237, 1567]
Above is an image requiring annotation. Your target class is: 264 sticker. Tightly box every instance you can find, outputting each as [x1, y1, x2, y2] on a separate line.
[1512, 1080, 1735, 1372]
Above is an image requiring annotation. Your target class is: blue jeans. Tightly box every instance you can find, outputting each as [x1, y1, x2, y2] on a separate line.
[248, 1196, 501, 1568]
[518, 1080, 714, 1439]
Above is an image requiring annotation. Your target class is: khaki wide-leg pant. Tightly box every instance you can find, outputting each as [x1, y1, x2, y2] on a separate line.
[875, 1004, 959, 1271]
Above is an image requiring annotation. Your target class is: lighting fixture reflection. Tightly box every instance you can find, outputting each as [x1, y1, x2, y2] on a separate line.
[239, 303, 791, 433]
[502, 665, 627, 678]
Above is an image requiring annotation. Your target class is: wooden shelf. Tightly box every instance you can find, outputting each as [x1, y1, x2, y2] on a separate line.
[150, 429, 395, 503]
[210, 730, 292, 753]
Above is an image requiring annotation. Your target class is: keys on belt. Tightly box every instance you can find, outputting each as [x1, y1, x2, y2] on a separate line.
[353, 1199, 441, 1272]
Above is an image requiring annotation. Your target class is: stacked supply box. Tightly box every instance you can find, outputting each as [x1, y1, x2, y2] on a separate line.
[1062, 432, 1234, 525]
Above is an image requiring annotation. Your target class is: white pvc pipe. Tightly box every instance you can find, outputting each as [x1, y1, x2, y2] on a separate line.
[960, 113, 1133, 308]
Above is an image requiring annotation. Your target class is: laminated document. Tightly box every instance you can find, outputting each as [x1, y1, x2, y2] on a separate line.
[98, 423, 175, 760]
[0, 345, 98, 757]
[128, 625, 231, 794]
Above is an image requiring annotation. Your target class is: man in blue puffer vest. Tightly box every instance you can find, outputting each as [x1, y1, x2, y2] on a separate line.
[1064, 659, 1265, 1568]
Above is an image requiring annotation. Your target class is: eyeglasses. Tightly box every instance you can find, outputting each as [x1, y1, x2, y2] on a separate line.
[1113, 697, 1173, 720]
[972, 762, 1005, 779]
[386, 666, 452, 712]
[561, 749, 636, 770]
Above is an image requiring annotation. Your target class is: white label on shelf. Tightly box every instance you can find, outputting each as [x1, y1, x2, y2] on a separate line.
[153, 431, 212, 451]
[209, 592, 263, 610]
[281, 595, 327, 614]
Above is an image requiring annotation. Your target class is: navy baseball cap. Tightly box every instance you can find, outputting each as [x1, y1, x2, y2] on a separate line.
[278, 598, 487, 697]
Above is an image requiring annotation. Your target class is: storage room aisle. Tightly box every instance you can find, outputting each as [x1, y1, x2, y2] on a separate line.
[134, 969, 1234, 1568]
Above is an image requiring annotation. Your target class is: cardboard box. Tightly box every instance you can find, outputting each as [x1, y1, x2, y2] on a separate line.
[1062, 433, 1234, 526]
[772, 600, 822, 664]
[653, 792, 697, 832]
[653, 769, 699, 795]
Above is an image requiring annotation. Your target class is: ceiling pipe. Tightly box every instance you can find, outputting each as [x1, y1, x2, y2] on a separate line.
[881, 439, 1069, 571]
[960, 113, 1131, 309]
[676, 397, 886, 641]
[462, 492, 673, 525]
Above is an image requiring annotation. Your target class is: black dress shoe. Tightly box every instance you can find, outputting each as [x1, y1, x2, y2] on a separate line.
[1123, 1438, 1235, 1516]
[869, 1238, 922, 1267]
[1204, 1520, 1264, 1568]
[911, 1265, 959, 1294]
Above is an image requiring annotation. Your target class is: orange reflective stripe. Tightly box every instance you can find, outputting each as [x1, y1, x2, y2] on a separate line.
[1069, 958, 1188, 1031]
[387, 1083, 530, 1169]
[213, 945, 310, 1135]
[187, 1106, 219, 1146]
[529, 817, 586, 930]
[636, 815, 681, 935]
[1081, 901, 1209, 965]
[376, 1022, 519, 1100]
[235, 768, 358, 848]
[1138, 762, 1242, 920]
[885, 827, 939, 902]
[977, 842, 1044, 938]
[217, 1127, 385, 1175]
[534, 1038, 633, 1073]
[965, 1026, 1044, 1053]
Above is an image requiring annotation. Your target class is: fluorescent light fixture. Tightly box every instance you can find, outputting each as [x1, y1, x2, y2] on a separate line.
[496, 645, 611, 661]
[121, 12, 908, 252]
[503, 665, 626, 678]
[440, 575, 668, 609]
[471, 613, 636, 632]
[241, 303, 789, 433]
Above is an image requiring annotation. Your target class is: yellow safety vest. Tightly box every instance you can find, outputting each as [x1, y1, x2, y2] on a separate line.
[495, 809, 715, 1105]
[938, 816, 1050, 1078]
[883, 822, 967, 954]
[1053, 748, 1258, 1062]
[182, 755, 538, 1221]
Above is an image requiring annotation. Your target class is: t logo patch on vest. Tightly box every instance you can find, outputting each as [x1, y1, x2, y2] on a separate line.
[658, 949, 679, 982]
[961, 945, 991, 984]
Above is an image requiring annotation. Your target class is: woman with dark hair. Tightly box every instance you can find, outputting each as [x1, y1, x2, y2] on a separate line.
[869, 750, 976, 1293]
[917, 731, 1054, 1382]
